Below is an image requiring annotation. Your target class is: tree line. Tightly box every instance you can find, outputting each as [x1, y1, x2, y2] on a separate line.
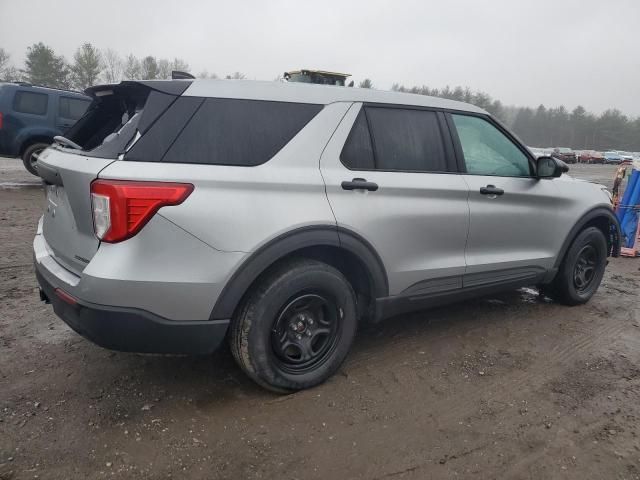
[391, 83, 640, 151]
[2, 43, 638, 151]
[0, 43, 245, 91]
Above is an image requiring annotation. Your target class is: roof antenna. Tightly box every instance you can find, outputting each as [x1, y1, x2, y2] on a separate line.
[171, 70, 195, 80]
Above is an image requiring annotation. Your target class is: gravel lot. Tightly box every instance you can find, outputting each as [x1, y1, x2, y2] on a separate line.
[1, 157, 639, 479]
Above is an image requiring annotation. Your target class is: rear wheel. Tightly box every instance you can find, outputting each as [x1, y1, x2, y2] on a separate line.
[229, 258, 358, 392]
[543, 227, 607, 305]
[21, 142, 49, 176]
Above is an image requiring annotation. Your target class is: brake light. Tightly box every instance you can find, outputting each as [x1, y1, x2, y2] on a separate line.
[90, 180, 194, 243]
[0, 112, 3, 130]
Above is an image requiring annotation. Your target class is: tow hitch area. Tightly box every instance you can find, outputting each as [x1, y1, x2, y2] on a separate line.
[39, 288, 50, 304]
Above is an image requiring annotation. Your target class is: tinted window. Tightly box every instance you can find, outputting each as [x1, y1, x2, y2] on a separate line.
[452, 114, 531, 177]
[162, 99, 323, 166]
[366, 107, 448, 172]
[340, 110, 375, 169]
[58, 97, 90, 120]
[13, 91, 48, 115]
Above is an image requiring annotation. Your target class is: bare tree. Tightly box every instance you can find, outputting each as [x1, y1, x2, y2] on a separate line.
[197, 70, 218, 79]
[225, 71, 245, 80]
[140, 56, 158, 79]
[358, 78, 373, 89]
[157, 58, 171, 79]
[101, 48, 122, 83]
[170, 58, 189, 73]
[123, 54, 141, 80]
[0, 48, 20, 81]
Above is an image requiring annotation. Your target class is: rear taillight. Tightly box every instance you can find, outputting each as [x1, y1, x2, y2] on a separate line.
[90, 180, 194, 243]
[0, 112, 3, 130]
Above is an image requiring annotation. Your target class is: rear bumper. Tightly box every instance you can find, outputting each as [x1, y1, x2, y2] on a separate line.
[35, 262, 230, 355]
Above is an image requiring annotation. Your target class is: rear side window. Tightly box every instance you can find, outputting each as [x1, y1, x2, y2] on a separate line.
[340, 110, 375, 170]
[58, 96, 90, 120]
[366, 107, 448, 172]
[162, 99, 323, 166]
[13, 91, 48, 115]
[342, 106, 449, 172]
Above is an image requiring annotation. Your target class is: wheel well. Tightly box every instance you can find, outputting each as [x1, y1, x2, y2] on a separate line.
[19, 136, 53, 156]
[236, 245, 376, 322]
[583, 215, 617, 256]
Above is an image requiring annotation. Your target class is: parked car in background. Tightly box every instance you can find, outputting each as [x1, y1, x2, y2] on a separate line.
[603, 151, 623, 164]
[0, 82, 91, 175]
[552, 147, 577, 163]
[578, 150, 604, 164]
[34, 78, 621, 392]
[618, 151, 634, 162]
[528, 147, 546, 158]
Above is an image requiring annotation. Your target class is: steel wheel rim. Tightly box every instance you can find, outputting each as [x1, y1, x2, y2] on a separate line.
[30, 148, 44, 170]
[271, 293, 341, 374]
[573, 245, 598, 293]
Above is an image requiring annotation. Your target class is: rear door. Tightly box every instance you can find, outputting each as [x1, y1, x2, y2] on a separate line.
[320, 103, 470, 296]
[447, 113, 564, 287]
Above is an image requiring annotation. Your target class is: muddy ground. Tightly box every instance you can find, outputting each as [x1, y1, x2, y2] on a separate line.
[1, 158, 639, 479]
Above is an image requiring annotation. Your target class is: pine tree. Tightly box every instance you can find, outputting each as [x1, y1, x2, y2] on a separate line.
[71, 43, 102, 89]
[24, 42, 70, 89]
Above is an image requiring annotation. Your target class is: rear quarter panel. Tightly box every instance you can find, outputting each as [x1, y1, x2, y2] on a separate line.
[97, 101, 351, 253]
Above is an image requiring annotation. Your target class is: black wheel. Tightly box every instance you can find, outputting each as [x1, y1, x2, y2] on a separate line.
[543, 227, 607, 305]
[229, 258, 358, 393]
[21, 142, 49, 176]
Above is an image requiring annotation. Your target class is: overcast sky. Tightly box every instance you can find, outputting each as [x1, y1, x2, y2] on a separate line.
[1, 0, 639, 115]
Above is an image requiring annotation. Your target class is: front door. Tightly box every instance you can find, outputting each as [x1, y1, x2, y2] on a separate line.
[448, 113, 564, 287]
[320, 103, 470, 296]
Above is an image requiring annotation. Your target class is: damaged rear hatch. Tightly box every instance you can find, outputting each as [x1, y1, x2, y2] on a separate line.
[37, 80, 192, 275]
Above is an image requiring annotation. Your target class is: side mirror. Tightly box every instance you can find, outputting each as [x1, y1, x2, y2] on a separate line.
[537, 156, 569, 178]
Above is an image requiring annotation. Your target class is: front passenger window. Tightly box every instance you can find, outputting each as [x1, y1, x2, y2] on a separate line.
[452, 114, 531, 177]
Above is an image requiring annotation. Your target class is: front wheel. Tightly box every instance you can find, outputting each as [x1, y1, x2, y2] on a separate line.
[229, 258, 358, 392]
[21, 142, 50, 176]
[543, 227, 607, 305]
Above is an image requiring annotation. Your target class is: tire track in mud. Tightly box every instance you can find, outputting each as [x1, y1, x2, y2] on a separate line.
[342, 298, 638, 433]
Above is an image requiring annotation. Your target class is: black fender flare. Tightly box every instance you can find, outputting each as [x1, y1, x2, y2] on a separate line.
[553, 206, 621, 270]
[209, 225, 389, 320]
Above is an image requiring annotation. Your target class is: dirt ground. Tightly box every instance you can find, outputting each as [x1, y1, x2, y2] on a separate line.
[1, 158, 639, 480]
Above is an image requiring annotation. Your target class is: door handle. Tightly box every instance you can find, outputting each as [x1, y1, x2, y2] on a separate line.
[479, 185, 504, 196]
[341, 178, 379, 192]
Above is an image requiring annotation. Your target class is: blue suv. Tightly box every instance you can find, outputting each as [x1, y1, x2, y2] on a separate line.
[0, 82, 90, 175]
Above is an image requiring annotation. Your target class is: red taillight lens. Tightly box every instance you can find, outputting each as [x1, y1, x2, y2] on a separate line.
[0, 112, 3, 130]
[90, 180, 194, 243]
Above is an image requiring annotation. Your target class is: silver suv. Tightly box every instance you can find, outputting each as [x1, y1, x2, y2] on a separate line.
[34, 79, 621, 392]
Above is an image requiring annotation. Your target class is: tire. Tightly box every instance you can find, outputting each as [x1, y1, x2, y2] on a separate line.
[543, 227, 607, 305]
[21, 142, 49, 176]
[229, 258, 358, 393]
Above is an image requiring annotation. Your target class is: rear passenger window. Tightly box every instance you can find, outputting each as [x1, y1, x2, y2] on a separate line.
[13, 91, 48, 115]
[58, 97, 90, 120]
[342, 107, 449, 172]
[367, 107, 448, 172]
[162, 99, 323, 166]
[340, 110, 375, 170]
